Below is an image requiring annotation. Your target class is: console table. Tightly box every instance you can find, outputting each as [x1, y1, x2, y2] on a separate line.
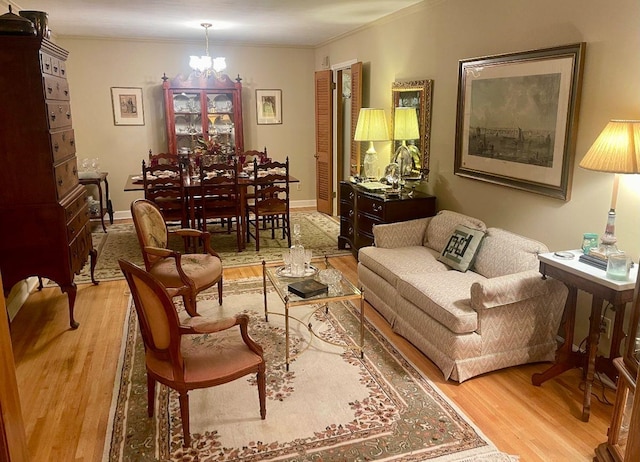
[79, 172, 113, 232]
[338, 181, 436, 256]
[533, 250, 637, 421]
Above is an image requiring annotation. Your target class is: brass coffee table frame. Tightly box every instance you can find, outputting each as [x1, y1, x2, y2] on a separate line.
[262, 257, 364, 371]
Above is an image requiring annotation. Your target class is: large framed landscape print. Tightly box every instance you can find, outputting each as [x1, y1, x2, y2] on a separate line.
[454, 43, 585, 200]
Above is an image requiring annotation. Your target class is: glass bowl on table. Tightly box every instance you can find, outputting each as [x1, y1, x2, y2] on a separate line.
[318, 268, 342, 295]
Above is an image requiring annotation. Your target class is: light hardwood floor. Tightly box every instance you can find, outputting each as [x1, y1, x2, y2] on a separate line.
[9, 254, 613, 461]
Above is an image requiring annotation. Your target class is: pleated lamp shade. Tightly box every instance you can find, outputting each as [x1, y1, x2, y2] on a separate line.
[579, 120, 640, 174]
[393, 107, 420, 141]
[354, 109, 389, 141]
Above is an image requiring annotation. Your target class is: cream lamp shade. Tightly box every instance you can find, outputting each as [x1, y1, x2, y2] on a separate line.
[354, 108, 389, 142]
[393, 107, 420, 141]
[578, 119, 640, 257]
[354, 108, 389, 179]
[579, 120, 640, 174]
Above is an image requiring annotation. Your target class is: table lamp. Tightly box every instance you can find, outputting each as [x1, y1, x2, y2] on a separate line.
[354, 108, 389, 179]
[579, 120, 640, 258]
[393, 107, 420, 184]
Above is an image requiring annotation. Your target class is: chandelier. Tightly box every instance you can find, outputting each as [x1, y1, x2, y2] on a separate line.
[189, 23, 226, 77]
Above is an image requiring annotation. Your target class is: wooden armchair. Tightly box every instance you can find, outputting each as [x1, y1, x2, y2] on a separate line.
[131, 198, 223, 316]
[118, 259, 266, 447]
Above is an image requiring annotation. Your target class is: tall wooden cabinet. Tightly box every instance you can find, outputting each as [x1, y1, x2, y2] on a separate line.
[162, 73, 244, 155]
[0, 36, 96, 329]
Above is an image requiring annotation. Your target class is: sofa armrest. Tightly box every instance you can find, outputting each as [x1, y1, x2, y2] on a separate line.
[373, 217, 430, 248]
[470, 270, 563, 310]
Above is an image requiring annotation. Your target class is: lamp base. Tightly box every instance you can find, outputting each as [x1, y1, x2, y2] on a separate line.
[363, 150, 378, 179]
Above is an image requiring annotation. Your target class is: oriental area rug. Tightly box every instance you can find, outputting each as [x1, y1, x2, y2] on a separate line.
[103, 277, 516, 462]
[62, 211, 350, 285]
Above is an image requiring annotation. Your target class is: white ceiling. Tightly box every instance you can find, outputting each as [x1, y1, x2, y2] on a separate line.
[8, 0, 423, 46]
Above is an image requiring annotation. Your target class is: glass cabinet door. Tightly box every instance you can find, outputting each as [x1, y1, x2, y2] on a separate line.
[172, 92, 203, 153]
[207, 92, 236, 155]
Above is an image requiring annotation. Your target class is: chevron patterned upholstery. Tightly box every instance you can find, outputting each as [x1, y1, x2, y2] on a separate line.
[358, 210, 568, 382]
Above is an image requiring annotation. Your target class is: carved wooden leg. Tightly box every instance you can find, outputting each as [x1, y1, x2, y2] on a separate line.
[60, 283, 79, 329]
[218, 279, 223, 305]
[179, 392, 190, 447]
[89, 247, 98, 285]
[147, 375, 156, 417]
[582, 296, 605, 422]
[257, 363, 266, 419]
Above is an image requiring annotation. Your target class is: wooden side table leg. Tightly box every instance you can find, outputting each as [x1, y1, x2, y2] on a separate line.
[583, 296, 604, 422]
[533, 285, 578, 386]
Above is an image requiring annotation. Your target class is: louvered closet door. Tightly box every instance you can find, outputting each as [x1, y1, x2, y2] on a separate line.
[314, 69, 333, 215]
[349, 62, 362, 177]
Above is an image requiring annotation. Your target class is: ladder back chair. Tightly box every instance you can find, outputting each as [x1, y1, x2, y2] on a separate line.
[142, 160, 187, 228]
[199, 159, 242, 251]
[246, 157, 290, 251]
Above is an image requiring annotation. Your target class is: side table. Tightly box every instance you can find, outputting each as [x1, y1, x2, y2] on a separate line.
[533, 250, 637, 422]
[79, 172, 114, 232]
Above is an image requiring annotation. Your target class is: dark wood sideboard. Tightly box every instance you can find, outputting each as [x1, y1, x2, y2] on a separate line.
[0, 36, 96, 329]
[338, 181, 436, 256]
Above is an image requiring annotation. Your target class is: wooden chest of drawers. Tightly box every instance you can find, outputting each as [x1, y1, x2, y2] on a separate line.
[0, 36, 96, 329]
[338, 181, 436, 256]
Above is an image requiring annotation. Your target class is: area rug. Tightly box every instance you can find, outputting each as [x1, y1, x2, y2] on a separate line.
[63, 211, 350, 285]
[103, 277, 516, 461]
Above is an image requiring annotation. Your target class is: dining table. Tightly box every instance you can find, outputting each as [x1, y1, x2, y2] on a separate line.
[124, 171, 299, 251]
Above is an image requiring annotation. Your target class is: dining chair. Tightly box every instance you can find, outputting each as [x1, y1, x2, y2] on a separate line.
[142, 160, 188, 228]
[148, 150, 179, 167]
[130, 198, 223, 316]
[238, 147, 269, 167]
[246, 157, 291, 251]
[199, 159, 242, 250]
[118, 259, 266, 447]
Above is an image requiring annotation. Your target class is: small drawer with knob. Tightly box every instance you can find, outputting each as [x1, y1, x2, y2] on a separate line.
[43, 75, 70, 101]
[50, 129, 76, 163]
[54, 157, 79, 200]
[46, 101, 72, 129]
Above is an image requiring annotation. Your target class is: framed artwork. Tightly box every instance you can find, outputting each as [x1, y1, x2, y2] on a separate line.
[454, 43, 585, 200]
[256, 89, 282, 125]
[110, 87, 145, 126]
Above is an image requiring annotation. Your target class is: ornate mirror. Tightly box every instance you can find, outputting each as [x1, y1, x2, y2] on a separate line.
[391, 79, 434, 178]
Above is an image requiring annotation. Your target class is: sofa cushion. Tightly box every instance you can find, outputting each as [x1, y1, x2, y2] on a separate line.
[425, 210, 486, 253]
[473, 227, 548, 279]
[358, 246, 446, 288]
[397, 271, 487, 334]
[437, 225, 486, 272]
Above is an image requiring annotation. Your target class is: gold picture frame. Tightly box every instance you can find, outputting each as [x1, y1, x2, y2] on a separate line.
[391, 80, 433, 177]
[110, 87, 144, 126]
[256, 89, 282, 125]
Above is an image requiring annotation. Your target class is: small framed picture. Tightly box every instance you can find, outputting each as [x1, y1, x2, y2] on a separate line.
[110, 87, 145, 126]
[256, 89, 282, 125]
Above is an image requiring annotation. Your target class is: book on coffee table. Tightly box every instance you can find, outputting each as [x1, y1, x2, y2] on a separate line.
[287, 279, 328, 298]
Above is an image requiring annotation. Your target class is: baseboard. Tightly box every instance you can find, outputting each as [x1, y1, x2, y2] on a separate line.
[6, 277, 39, 321]
[112, 199, 318, 221]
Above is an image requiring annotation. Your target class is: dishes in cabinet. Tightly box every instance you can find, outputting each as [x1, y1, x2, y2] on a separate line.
[210, 114, 233, 134]
[173, 93, 199, 113]
[208, 93, 232, 113]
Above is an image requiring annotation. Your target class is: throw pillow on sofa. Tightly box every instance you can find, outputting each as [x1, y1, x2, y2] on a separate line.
[437, 225, 486, 272]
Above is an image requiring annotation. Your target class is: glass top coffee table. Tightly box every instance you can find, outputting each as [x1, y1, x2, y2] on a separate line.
[262, 257, 364, 371]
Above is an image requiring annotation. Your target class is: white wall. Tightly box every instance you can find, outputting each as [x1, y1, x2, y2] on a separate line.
[57, 37, 317, 216]
[315, 0, 640, 348]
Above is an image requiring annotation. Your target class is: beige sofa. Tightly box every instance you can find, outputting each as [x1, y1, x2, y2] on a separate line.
[357, 210, 567, 382]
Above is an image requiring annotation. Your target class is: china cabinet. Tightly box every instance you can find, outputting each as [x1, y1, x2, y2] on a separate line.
[0, 35, 96, 329]
[594, 273, 640, 461]
[162, 73, 244, 155]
